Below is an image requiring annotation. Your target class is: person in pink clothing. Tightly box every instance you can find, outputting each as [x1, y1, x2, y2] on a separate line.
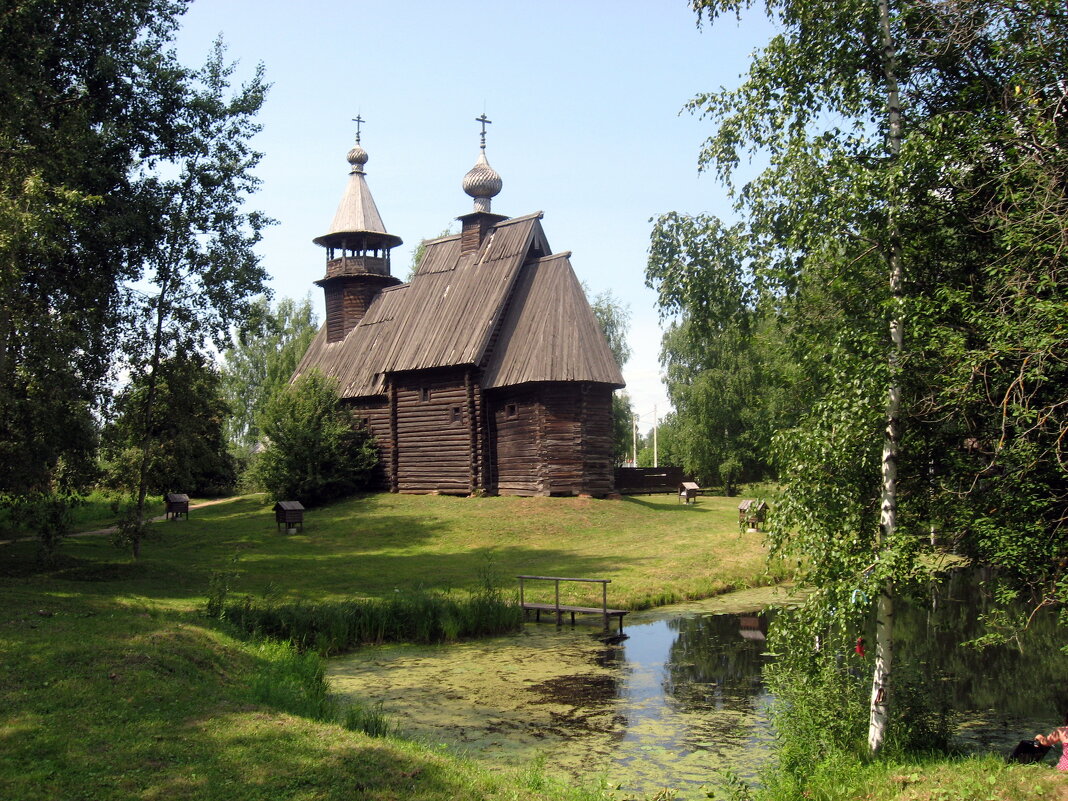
[1035, 713, 1068, 770]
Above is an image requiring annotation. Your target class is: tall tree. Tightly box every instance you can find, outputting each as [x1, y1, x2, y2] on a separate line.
[102, 353, 235, 497]
[121, 39, 270, 557]
[221, 296, 318, 457]
[0, 0, 192, 493]
[587, 287, 635, 466]
[648, 213, 799, 487]
[588, 287, 633, 370]
[657, 0, 1068, 765]
[611, 391, 637, 467]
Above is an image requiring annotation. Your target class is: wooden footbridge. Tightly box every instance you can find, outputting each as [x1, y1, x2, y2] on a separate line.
[517, 575, 627, 634]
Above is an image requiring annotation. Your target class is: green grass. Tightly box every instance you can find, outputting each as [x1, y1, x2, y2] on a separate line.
[739, 751, 1068, 801]
[1, 490, 169, 542]
[67, 489, 168, 532]
[0, 489, 772, 801]
[4, 489, 1054, 800]
[116, 490, 776, 607]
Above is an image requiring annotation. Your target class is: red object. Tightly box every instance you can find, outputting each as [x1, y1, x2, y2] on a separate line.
[855, 637, 866, 657]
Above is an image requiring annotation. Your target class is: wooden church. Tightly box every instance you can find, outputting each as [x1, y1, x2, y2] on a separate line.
[293, 119, 624, 496]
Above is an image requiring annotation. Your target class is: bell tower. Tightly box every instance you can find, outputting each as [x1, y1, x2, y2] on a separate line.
[313, 118, 402, 342]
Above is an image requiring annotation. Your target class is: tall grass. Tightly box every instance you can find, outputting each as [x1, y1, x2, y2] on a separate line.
[221, 583, 523, 654]
[249, 639, 394, 737]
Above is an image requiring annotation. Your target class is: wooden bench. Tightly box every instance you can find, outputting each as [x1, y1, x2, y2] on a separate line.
[517, 575, 627, 633]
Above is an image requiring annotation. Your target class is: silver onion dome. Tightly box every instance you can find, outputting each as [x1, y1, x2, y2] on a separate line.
[347, 142, 369, 174]
[463, 149, 503, 212]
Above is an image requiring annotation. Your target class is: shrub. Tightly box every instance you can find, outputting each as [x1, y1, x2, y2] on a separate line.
[248, 369, 377, 506]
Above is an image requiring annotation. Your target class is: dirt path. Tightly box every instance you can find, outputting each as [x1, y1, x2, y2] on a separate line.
[0, 496, 239, 546]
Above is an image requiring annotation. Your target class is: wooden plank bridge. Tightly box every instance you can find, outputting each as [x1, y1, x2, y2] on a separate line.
[517, 575, 627, 634]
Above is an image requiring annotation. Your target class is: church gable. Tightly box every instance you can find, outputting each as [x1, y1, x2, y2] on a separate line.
[480, 253, 625, 390]
[375, 213, 544, 374]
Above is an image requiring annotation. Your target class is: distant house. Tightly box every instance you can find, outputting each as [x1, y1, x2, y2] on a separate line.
[293, 125, 624, 496]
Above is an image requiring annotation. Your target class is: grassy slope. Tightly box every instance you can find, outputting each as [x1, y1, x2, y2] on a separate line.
[2, 492, 1065, 800]
[1, 491, 769, 801]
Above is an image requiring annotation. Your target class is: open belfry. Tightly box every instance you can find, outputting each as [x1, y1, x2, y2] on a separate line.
[293, 117, 624, 496]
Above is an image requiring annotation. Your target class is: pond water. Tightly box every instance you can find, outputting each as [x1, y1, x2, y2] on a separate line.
[327, 577, 1067, 799]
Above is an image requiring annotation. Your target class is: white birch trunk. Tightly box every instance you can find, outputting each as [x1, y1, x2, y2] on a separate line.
[870, 0, 904, 755]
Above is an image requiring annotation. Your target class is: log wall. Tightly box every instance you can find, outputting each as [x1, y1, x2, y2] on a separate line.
[541, 383, 615, 496]
[579, 385, 616, 496]
[489, 382, 616, 497]
[347, 399, 391, 490]
[348, 378, 615, 497]
[392, 368, 479, 494]
[322, 274, 397, 342]
[490, 386, 542, 495]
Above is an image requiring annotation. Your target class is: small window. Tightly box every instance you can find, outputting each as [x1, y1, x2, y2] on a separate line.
[505, 403, 518, 419]
[451, 406, 462, 424]
[420, 387, 431, 403]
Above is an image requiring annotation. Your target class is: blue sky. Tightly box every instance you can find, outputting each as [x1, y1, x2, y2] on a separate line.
[173, 0, 775, 427]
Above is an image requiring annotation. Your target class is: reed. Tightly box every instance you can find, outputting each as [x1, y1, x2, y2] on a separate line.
[248, 639, 396, 737]
[341, 700, 394, 738]
[222, 584, 523, 654]
[248, 639, 334, 720]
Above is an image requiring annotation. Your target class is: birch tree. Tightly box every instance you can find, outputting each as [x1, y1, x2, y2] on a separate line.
[648, 0, 1068, 767]
[119, 41, 270, 557]
[0, 0, 192, 493]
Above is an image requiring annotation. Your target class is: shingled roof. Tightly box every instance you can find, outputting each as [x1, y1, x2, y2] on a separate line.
[295, 211, 625, 398]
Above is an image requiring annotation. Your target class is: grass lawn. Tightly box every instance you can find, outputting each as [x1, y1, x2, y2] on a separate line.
[0, 490, 773, 801]
[2, 491, 1063, 801]
[53, 491, 781, 610]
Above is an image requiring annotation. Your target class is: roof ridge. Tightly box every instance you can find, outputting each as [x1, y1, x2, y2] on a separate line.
[423, 232, 462, 244]
[493, 210, 544, 227]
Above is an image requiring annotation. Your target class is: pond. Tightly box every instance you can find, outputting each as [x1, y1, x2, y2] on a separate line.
[327, 577, 1067, 799]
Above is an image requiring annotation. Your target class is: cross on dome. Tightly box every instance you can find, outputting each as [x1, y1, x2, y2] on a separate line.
[476, 113, 491, 148]
[347, 114, 368, 173]
[463, 113, 502, 212]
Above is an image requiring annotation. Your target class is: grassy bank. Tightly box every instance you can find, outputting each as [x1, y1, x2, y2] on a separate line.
[744, 751, 1068, 801]
[4, 491, 1061, 800]
[0, 490, 772, 801]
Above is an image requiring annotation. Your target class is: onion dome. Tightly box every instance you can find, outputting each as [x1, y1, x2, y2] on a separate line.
[463, 150, 503, 212]
[347, 141, 369, 173]
[463, 114, 503, 213]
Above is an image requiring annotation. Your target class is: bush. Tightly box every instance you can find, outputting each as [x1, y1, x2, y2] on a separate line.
[0, 491, 80, 564]
[248, 370, 377, 506]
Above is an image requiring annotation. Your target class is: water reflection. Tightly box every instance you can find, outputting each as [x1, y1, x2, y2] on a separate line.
[326, 578, 1066, 799]
[612, 613, 775, 793]
[327, 587, 784, 799]
[891, 570, 1068, 751]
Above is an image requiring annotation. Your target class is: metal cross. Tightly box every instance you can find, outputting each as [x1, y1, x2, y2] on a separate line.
[476, 113, 492, 148]
[352, 114, 365, 143]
